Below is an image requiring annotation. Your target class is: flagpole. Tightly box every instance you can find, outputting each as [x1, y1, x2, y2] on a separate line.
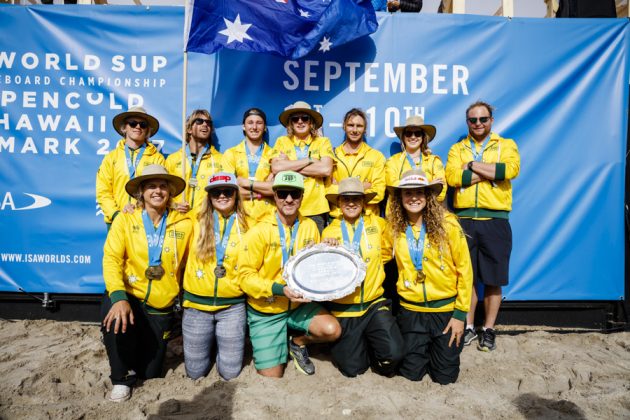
[181, 51, 188, 202]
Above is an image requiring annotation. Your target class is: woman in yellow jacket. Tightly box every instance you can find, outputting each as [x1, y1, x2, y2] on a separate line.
[328, 108, 386, 219]
[387, 169, 473, 384]
[322, 177, 404, 377]
[102, 164, 192, 402]
[385, 115, 446, 203]
[181, 172, 248, 381]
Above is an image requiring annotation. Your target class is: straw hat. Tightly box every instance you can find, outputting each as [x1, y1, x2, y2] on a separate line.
[326, 177, 377, 204]
[113, 106, 160, 137]
[125, 164, 185, 197]
[278, 101, 323, 129]
[393, 115, 436, 143]
[386, 169, 443, 195]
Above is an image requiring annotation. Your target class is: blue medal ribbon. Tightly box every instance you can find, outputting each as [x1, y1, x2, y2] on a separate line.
[405, 152, 422, 170]
[142, 209, 168, 267]
[341, 216, 364, 257]
[126, 143, 146, 179]
[277, 213, 299, 266]
[244, 141, 264, 179]
[469, 137, 490, 162]
[405, 223, 426, 272]
[213, 212, 236, 268]
[294, 142, 310, 159]
[186, 142, 210, 180]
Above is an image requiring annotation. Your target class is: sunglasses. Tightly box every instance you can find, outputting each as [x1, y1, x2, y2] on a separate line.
[127, 120, 148, 129]
[275, 189, 303, 200]
[290, 115, 311, 124]
[210, 188, 235, 198]
[193, 118, 212, 126]
[404, 130, 424, 138]
[467, 116, 491, 124]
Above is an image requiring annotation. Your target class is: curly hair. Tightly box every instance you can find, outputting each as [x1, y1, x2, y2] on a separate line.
[195, 192, 249, 263]
[387, 188, 447, 247]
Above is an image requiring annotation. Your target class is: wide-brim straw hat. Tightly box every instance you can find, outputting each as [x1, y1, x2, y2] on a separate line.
[113, 106, 160, 137]
[326, 177, 377, 204]
[278, 101, 323, 129]
[386, 169, 443, 196]
[393, 115, 436, 143]
[205, 172, 239, 192]
[125, 164, 186, 197]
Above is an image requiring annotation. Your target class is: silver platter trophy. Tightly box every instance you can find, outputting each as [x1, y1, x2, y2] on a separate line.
[282, 243, 367, 301]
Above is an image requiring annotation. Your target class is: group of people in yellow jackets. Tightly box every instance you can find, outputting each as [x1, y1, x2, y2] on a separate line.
[96, 100, 520, 402]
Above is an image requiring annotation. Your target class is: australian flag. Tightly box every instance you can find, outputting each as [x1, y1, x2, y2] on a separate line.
[184, 0, 378, 59]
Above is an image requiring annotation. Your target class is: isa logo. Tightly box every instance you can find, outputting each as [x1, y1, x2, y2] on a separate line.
[1, 192, 52, 211]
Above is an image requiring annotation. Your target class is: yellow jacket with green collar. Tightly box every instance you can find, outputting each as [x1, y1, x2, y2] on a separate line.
[182, 213, 247, 312]
[391, 213, 472, 321]
[270, 135, 334, 216]
[96, 139, 165, 224]
[321, 214, 393, 317]
[328, 142, 386, 218]
[165, 145, 223, 218]
[222, 140, 275, 225]
[239, 213, 320, 314]
[103, 208, 193, 310]
[445, 132, 520, 219]
[385, 151, 446, 202]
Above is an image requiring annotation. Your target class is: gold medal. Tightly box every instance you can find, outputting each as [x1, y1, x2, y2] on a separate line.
[214, 265, 227, 279]
[145, 265, 165, 280]
[416, 270, 426, 283]
[189, 178, 198, 188]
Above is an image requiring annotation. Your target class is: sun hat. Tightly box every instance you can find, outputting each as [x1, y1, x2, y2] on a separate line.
[272, 171, 305, 191]
[325, 177, 377, 204]
[278, 101, 323, 129]
[393, 115, 436, 143]
[386, 169, 443, 195]
[204, 172, 239, 192]
[124, 164, 186, 197]
[113, 106, 160, 137]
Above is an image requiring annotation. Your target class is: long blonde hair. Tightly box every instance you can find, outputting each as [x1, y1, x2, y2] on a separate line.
[387, 188, 447, 247]
[195, 192, 248, 262]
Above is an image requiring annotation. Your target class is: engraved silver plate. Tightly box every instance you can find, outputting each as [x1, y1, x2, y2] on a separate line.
[283, 243, 367, 301]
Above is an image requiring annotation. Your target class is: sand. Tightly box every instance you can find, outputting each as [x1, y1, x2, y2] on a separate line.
[0, 319, 629, 419]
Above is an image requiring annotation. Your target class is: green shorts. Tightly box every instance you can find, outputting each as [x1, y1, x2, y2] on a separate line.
[247, 303, 323, 370]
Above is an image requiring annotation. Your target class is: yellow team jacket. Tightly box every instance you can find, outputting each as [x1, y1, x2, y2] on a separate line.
[222, 140, 275, 225]
[103, 208, 193, 310]
[96, 139, 165, 224]
[391, 213, 472, 321]
[445, 132, 520, 219]
[385, 151, 447, 202]
[165, 145, 223, 218]
[328, 142, 386, 218]
[239, 213, 320, 314]
[270, 135, 334, 216]
[182, 213, 246, 312]
[321, 214, 393, 317]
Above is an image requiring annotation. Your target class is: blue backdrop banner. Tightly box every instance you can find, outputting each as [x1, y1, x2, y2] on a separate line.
[0, 5, 627, 301]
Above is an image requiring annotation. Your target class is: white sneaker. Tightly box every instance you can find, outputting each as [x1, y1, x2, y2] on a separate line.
[108, 385, 131, 402]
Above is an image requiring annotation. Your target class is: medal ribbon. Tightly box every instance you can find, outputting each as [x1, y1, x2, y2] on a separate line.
[405, 152, 422, 171]
[126, 143, 146, 179]
[277, 213, 299, 267]
[213, 212, 236, 268]
[469, 137, 490, 162]
[186, 143, 210, 181]
[142, 209, 168, 267]
[341, 216, 364, 257]
[405, 223, 426, 272]
[294, 142, 310, 159]
[244, 141, 264, 179]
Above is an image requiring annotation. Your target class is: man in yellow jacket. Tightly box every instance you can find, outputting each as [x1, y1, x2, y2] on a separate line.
[445, 101, 521, 352]
[239, 171, 341, 378]
[96, 106, 165, 229]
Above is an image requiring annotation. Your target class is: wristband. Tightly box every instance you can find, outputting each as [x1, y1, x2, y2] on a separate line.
[467, 161, 474, 171]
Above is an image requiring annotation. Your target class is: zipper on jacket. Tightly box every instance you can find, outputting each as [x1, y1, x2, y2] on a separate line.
[422, 282, 428, 307]
[143, 279, 153, 306]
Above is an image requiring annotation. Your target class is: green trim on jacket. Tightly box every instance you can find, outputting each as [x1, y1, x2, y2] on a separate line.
[183, 291, 245, 307]
[400, 295, 456, 309]
[495, 163, 506, 181]
[455, 208, 509, 219]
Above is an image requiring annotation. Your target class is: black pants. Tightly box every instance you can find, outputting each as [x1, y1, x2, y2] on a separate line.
[101, 294, 173, 386]
[397, 309, 463, 384]
[331, 300, 404, 378]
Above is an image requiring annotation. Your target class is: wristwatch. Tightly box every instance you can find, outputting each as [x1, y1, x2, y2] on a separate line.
[467, 161, 474, 171]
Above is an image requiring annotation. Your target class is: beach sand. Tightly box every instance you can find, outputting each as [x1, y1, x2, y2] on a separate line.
[0, 319, 629, 419]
